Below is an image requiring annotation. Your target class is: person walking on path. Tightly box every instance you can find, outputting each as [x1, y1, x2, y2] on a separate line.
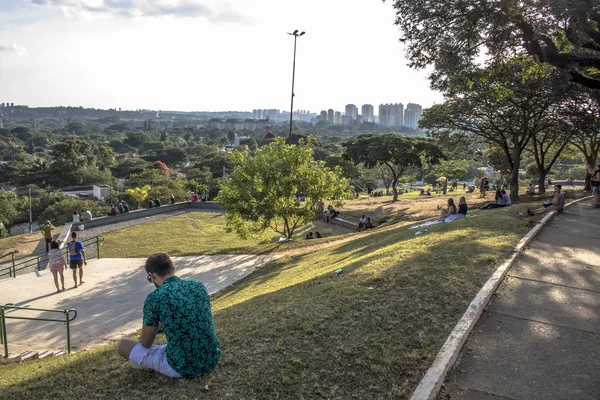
[117, 253, 221, 378]
[41, 220, 55, 252]
[66, 231, 87, 288]
[47, 240, 67, 292]
[589, 162, 600, 208]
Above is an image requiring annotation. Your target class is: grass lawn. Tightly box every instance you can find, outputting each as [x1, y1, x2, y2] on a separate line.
[100, 212, 352, 258]
[0, 203, 536, 399]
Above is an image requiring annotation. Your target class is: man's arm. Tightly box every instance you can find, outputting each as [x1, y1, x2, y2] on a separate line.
[140, 325, 158, 348]
[80, 246, 87, 264]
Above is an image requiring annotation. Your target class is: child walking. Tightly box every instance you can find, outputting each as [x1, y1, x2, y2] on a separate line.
[48, 240, 67, 292]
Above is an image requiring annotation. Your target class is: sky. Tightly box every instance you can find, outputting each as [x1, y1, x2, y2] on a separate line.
[0, 0, 444, 113]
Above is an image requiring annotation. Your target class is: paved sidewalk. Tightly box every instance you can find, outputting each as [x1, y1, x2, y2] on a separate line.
[0, 254, 278, 355]
[441, 202, 600, 400]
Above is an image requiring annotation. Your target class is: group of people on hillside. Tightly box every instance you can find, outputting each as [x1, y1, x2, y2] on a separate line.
[72, 209, 93, 223]
[305, 231, 323, 240]
[357, 215, 373, 231]
[189, 192, 208, 202]
[314, 201, 340, 224]
[436, 197, 469, 222]
[480, 190, 512, 209]
[108, 202, 131, 216]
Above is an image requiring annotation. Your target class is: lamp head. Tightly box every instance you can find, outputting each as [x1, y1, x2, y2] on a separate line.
[293, 29, 299, 35]
[299, 31, 305, 36]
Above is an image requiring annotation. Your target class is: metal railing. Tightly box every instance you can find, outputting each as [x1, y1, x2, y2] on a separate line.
[0, 304, 77, 359]
[0, 236, 104, 279]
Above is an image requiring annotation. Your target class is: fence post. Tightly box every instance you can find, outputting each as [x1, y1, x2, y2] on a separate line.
[37, 256, 41, 271]
[10, 252, 15, 278]
[1, 308, 8, 359]
[96, 236, 100, 260]
[65, 310, 71, 355]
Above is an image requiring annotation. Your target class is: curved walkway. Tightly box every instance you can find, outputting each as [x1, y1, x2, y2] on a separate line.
[0, 254, 279, 355]
[440, 201, 600, 400]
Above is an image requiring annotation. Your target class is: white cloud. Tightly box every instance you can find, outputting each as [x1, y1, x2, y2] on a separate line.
[0, 43, 28, 56]
[26, 0, 249, 22]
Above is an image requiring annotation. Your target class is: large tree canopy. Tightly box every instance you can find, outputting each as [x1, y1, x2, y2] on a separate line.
[344, 134, 443, 201]
[389, 0, 600, 90]
[420, 58, 568, 199]
[217, 137, 350, 240]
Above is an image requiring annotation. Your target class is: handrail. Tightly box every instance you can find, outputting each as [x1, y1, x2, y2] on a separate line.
[0, 236, 104, 279]
[0, 304, 77, 359]
[0, 250, 19, 261]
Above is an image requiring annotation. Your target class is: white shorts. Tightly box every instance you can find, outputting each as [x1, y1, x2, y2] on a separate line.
[129, 343, 182, 378]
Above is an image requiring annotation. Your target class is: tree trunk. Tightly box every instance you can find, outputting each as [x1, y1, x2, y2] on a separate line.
[509, 160, 521, 201]
[585, 172, 592, 191]
[538, 170, 547, 195]
[442, 180, 447, 195]
[392, 180, 399, 202]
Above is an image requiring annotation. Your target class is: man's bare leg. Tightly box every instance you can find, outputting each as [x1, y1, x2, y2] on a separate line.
[72, 269, 78, 288]
[118, 338, 139, 360]
[79, 266, 84, 285]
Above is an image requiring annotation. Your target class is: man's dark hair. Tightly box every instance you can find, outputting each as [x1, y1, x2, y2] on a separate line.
[145, 253, 175, 277]
[51, 240, 59, 249]
[71, 231, 78, 239]
[555, 184, 562, 190]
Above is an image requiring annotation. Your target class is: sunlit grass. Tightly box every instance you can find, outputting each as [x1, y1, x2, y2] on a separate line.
[0, 204, 533, 399]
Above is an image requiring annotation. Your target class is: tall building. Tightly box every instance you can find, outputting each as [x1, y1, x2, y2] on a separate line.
[344, 104, 358, 122]
[378, 103, 404, 127]
[334, 111, 342, 125]
[361, 104, 374, 123]
[319, 110, 328, 122]
[404, 103, 423, 129]
[327, 109, 334, 125]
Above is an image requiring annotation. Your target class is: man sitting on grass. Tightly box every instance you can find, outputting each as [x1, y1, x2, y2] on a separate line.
[527, 185, 565, 216]
[118, 253, 220, 378]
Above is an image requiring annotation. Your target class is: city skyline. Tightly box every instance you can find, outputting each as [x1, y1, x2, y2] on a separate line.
[0, 0, 444, 113]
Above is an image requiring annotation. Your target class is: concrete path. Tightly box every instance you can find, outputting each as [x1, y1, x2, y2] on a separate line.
[440, 202, 600, 400]
[0, 254, 278, 355]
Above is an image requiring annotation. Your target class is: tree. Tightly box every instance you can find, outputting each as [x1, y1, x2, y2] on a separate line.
[0, 191, 24, 229]
[433, 159, 470, 194]
[527, 126, 571, 193]
[112, 158, 150, 178]
[421, 58, 567, 200]
[389, 0, 600, 90]
[344, 134, 443, 201]
[125, 185, 151, 209]
[566, 91, 600, 190]
[217, 137, 350, 240]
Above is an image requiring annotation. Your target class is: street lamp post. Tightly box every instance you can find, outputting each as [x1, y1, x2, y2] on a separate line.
[288, 29, 305, 144]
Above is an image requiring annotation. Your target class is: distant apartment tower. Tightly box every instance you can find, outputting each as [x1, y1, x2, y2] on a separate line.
[361, 104, 374, 123]
[319, 110, 328, 122]
[334, 111, 342, 125]
[327, 109, 334, 125]
[344, 104, 358, 123]
[404, 103, 423, 129]
[378, 103, 404, 127]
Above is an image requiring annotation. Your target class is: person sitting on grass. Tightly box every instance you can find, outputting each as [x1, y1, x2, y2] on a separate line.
[118, 253, 220, 378]
[357, 214, 367, 231]
[480, 190, 506, 209]
[305, 232, 314, 240]
[437, 198, 458, 222]
[501, 190, 511, 206]
[315, 231, 323, 238]
[457, 197, 468, 218]
[426, 189, 432, 196]
[527, 185, 565, 216]
[364, 218, 374, 230]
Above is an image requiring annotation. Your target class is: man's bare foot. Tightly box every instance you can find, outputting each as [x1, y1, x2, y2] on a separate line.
[74, 284, 78, 288]
[62, 287, 66, 291]
[79, 281, 84, 285]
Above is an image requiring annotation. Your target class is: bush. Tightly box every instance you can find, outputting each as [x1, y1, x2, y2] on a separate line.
[38, 194, 108, 224]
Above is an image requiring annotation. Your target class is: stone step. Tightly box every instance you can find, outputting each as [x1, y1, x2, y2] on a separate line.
[2, 353, 21, 363]
[20, 351, 39, 362]
[53, 350, 66, 357]
[38, 350, 55, 360]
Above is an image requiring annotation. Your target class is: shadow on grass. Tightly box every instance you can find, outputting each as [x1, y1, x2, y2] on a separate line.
[3, 204, 593, 399]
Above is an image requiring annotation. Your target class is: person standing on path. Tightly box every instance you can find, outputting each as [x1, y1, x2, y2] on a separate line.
[117, 253, 221, 378]
[589, 162, 600, 208]
[41, 220, 55, 252]
[48, 240, 67, 292]
[66, 231, 87, 288]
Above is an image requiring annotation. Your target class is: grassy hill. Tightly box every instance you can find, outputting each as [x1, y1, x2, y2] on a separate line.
[0, 202, 534, 399]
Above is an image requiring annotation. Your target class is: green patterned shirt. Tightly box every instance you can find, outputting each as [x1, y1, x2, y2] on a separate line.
[143, 276, 220, 378]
